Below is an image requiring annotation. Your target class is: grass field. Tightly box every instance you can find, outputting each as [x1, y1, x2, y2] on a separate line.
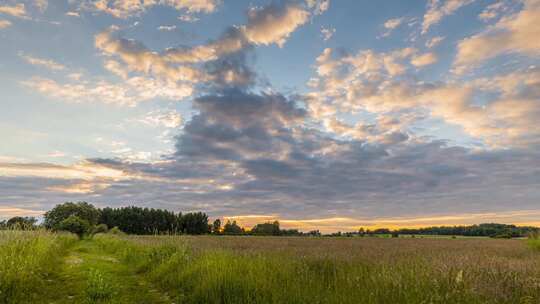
[1, 231, 539, 304]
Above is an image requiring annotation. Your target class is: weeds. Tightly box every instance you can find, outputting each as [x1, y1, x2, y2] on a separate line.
[85, 269, 114, 303]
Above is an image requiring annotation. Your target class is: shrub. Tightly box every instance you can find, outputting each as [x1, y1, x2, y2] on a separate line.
[90, 224, 108, 235]
[107, 226, 125, 235]
[56, 215, 90, 238]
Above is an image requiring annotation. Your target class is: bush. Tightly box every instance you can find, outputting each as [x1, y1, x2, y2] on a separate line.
[90, 224, 108, 235]
[107, 226, 125, 235]
[56, 216, 90, 238]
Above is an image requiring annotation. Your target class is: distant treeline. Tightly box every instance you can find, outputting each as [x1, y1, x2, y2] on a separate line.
[0, 202, 538, 238]
[391, 223, 539, 238]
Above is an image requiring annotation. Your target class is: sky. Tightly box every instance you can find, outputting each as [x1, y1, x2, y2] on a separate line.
[0, 0, 539, 232]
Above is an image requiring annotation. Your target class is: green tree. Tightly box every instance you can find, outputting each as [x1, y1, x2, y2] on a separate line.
[251, 221, 281, 236]
[6, 216, 37, 230]
[44, 202, 100, 229]
[181, 212, 209, 234]
[223, 220, 243, 235]
[212, 219, 222, 234]
[56, 215, 90, 237]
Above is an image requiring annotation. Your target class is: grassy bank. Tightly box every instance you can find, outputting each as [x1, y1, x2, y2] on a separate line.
[93, 234, 540, 304]
[0, 230, 77, 304]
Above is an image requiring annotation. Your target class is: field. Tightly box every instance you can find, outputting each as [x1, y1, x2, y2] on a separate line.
[1, 231, 539, 304]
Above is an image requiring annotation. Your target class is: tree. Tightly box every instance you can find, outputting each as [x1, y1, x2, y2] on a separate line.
[212, 219, 222, 234]
[56, 215, 90, 237]
[44, 202, 100, 229]
[6, 216, 37, 230]
[181, 212, 209, 234]
[223, 220, 243, 235]
[251, 221, 281, 236]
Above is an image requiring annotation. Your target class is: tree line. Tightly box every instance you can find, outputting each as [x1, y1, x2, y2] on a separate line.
[1, 202, 538, 238]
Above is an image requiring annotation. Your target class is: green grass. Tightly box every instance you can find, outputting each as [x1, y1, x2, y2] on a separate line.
[91, 234, 540, 304]
[1, 231, 540, 303]
[0, 230, 77, 304]
[529, 238, 540, 251]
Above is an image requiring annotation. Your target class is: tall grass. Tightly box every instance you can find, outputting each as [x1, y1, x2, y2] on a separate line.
[93, 234, 540, 304]
[528, 230, 540, 251]
[85, 269, 114, 303]
[0, 230, 77, 304]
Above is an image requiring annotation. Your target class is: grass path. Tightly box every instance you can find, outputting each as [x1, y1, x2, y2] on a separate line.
[43, 239, 173, 304]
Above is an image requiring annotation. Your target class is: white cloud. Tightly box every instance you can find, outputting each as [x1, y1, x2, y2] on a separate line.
[178, 14, 199, 22]
[384, 17, 404, 30]
[454, 0, 540, 73]
[411, 52, 438, 67]
[242, 4, 310, 47]
[158, 25, 177, 31]
[0, 19, 11, 29]
[0, 3, 28, 19]
[422, 0, 475, 34]
[479, 1, 512, 22]
[19, 53, 66, 71]
[306, 0, 330, 15]
[66, 11, 80, 17]
[136, 110, 183, 128]
[88, 0, 219, 19]
[23, 74, 193, 106]
[320, 26, 335, 41]
[34, 0, 48, 12]
[425, 36, 444, 48]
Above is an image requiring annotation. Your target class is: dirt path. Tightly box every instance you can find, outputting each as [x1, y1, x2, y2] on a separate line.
[44, 240, 173, 304]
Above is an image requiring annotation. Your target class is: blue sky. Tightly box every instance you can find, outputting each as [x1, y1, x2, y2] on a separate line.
[1, 0, 539, 232]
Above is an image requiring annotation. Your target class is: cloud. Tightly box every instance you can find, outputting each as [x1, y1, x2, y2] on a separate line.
[411, 52, 438, 67]
[34, 0, 48, 12]
[380, 17, 404, 37]
[384, 17, 404, 30]
[86, 0, 219, 19]
[422, 0, 475, 34]
[454, 0, 540, 73]
[425, 36, 444, 48]
[23, 74, 193, 106]
[305, 0, 330, 15]
[19, 53, 66, 71]
[6, 0, 539, 231]
[479, 1, 513, 22]
[92, 1, 315, 94]
[178, 14, 199, 22]
[308, 45, 540, 147]
[0, 207, 44, 219]
[136, 110, 183, 128]
[242, 3, 310, 47]
[158, 25, 177, 31]
[0, 19, 11, 29]
[66, 11, 80, 17]
[320, 26, 335, 41]
[0, 3, 28, 19]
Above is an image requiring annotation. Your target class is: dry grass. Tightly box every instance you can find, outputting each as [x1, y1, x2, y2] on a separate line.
[97, 235, 540, 303]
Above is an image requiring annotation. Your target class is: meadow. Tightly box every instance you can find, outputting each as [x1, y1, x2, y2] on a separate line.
[1, 231, 539, 304]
